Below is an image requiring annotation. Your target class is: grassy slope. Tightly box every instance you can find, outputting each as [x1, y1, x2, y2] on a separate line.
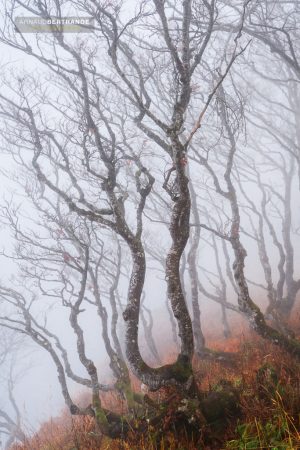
[11, 323, 300, 450]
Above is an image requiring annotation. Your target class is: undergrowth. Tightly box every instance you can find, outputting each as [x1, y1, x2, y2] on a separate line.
[11, 329, 300, 450]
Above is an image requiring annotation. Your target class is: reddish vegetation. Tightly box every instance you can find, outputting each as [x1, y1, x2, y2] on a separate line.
[11, 320, 300, 450]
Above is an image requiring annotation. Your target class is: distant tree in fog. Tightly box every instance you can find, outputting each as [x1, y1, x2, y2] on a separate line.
[0, 331, 26, 449]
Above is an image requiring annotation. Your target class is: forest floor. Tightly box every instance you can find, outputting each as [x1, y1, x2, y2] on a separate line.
[11, 318, 300, 450]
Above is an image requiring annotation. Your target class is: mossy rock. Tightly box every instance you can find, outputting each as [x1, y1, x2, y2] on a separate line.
[201, 380, 241, 431]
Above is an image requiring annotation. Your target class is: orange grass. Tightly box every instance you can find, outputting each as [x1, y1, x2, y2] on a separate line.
[11, 321, 300, 450]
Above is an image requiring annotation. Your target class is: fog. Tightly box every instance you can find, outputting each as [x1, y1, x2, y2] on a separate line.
[0, 1, 299, 449]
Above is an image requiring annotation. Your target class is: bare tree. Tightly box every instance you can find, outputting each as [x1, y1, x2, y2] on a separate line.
[0, 0, 299, 442]
[219, 1, 300, 80]
[192, 82, 300, 356]
[0, 331, 26, 449]
[240, 154, 300, 320]
[0, 0, 252, 438]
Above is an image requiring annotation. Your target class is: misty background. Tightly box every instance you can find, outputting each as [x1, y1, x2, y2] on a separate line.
[0, 1, 299, 448]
